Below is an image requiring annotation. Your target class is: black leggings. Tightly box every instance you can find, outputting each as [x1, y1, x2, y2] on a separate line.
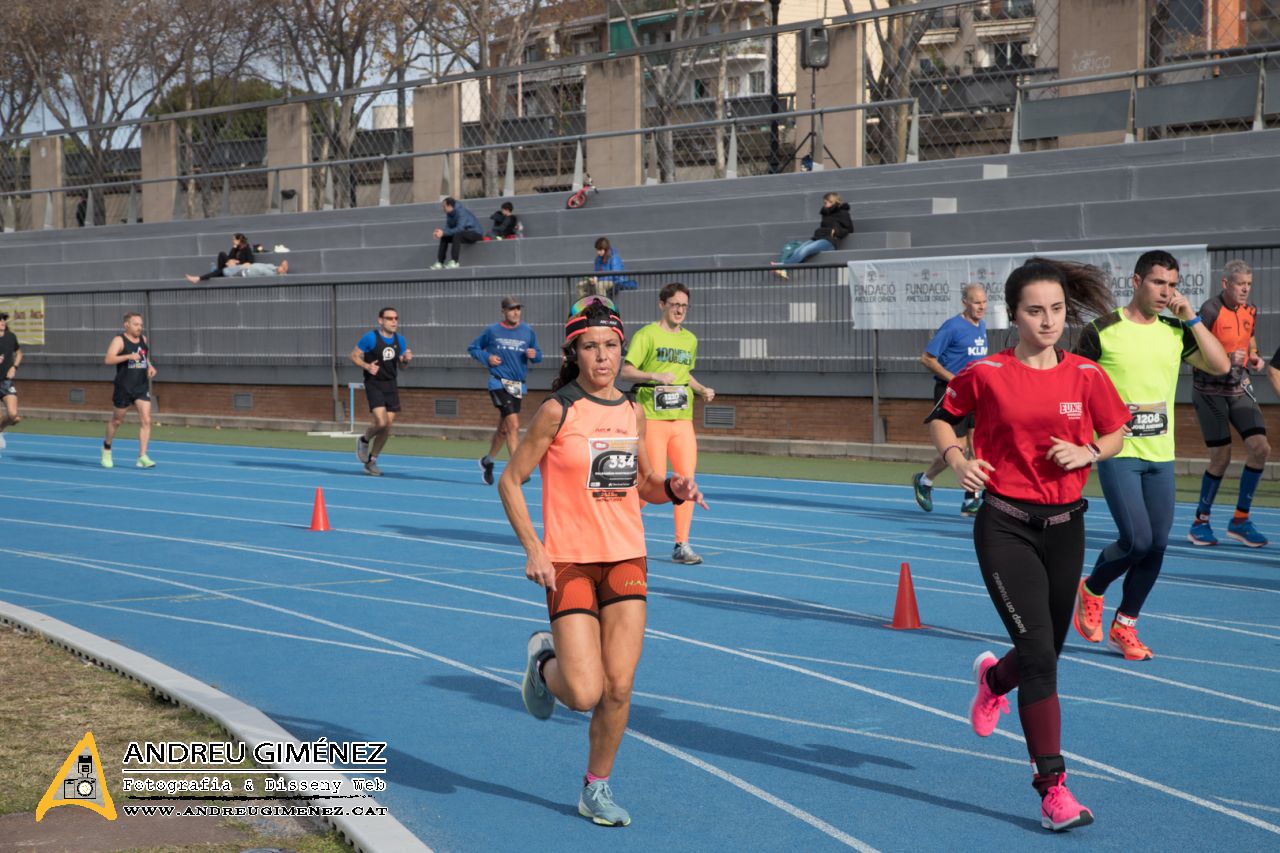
[974, 494, 1084, 707]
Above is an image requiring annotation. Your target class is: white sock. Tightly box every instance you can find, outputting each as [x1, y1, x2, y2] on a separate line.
[919, 474, 933, 487]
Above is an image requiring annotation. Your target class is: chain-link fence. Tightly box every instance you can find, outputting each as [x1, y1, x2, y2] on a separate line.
[864, 0, 1060, 163]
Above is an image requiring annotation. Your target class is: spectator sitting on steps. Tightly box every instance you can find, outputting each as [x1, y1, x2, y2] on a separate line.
[487, 202, 519, 240]
[579, 236, 638, 298]
[431, 197, 483, 269]
[771, 192, 854, 280]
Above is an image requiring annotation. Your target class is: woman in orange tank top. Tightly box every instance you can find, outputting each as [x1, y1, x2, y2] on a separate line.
[499, 297, 706, 827]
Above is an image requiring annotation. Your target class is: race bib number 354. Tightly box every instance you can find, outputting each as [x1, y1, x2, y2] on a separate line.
[1126, 401, 1168, 438]
[587, 437, 638, 489]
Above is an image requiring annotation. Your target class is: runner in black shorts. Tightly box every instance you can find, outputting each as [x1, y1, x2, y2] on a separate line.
[1188, 259, 1270, 547]
[0, 311, 22, 454]
[467, 296, 541, 485]
[102, 312, 158, 469]
[928, 258, 1129, 832]
[350, 307, 412, 476]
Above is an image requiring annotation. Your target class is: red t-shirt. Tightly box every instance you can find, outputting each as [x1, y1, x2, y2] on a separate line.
[941, 349, 1131, 505]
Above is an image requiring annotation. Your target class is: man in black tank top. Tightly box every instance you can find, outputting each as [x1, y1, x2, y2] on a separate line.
[102, 312, 158, 469]
[349, 307, 413, 476]
[0, 311, 22, 453]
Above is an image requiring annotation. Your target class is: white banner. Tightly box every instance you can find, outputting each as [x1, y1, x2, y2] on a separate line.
[847, 245, 1212, 330]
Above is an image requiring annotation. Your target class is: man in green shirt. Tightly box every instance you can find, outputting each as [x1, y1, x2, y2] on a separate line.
[1073, 250, 1228, 660]
[620, 283, 715, 565]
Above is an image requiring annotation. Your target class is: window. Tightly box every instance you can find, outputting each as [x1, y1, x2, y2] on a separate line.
[749, 71, 766, 94]
[574, 37, 597, 55]
[992, 40, 1031, 69]
[726, 77, 741, 97]
[693, 78, 714, 100]
[524, 43, 545, 63]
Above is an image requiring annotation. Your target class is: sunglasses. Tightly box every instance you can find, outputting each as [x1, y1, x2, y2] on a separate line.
[568, 295, 617, 319]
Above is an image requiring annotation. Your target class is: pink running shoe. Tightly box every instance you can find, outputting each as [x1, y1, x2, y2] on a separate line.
[968, 651, 1010, 737]
[1040, 774, 1094, 831]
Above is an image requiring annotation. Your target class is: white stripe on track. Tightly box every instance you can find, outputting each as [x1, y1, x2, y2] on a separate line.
[741, 649, 1280, 733]
[7, 548, 877, 850]
[645, 628, 1280, 836]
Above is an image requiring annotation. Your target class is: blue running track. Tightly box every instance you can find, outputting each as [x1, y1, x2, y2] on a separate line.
[2, 434, 1278, 852]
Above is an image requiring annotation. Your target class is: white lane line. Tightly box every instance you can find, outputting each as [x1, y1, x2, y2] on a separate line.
[647, 571, 1280, 713]
[3, 552, 544, 628]
[8, 549, 875, 850]
[1216, 798, 1280, 816]
[741, 649, 1280, 733]
[0, 581, 420, 659]
[1144, 612, 1280, 641]
[480, 666, 1117, 782]
[645, 627, 1280, 837]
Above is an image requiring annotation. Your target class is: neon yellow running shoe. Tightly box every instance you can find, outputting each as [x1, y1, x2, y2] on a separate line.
[101, 449, 113, 469]
[136, 455, 156, 469]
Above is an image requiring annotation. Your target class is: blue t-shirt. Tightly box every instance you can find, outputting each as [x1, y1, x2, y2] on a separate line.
[467, 322, 542, 393]
[925, 314, 987, 377]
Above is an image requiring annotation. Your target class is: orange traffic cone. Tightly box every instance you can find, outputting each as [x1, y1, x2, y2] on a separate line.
[309, 487, 330, 532]
[886, 562, 923, 630]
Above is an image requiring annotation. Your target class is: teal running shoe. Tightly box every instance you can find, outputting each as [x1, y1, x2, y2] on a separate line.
[1227, 518, 1267, 548]
[1187, 519, 1218, 546]
[912, 472, 933, 512]
[579, 779, 631, 827]
[521, 631, 556, 720]
[961, 494, 983, 516]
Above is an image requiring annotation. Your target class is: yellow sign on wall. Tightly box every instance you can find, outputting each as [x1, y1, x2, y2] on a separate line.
[0, 296, 45, 346]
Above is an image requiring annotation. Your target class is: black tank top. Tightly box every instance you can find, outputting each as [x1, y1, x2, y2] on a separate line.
[114, 335, 150, 394]
[363, 331, 403, 384]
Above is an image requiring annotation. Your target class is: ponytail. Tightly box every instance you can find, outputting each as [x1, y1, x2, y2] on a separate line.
[1005, 257, 1114, 326]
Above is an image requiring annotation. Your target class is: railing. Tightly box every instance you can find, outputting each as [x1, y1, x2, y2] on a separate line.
[0, 98, 919, 231]
[1013, 49, 1280, 151]
[8, 243, 1280, 437]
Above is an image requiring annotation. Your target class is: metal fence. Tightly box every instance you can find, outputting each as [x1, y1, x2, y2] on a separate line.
[6, 0, 1280, 229]
[18, 244, 1280, 415]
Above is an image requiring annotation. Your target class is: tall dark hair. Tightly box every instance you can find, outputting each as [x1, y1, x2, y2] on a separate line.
[1134, 250, 1179, 279]
[594, 236, 612, 256]
[1005, 257, 1114, 326]
[443, 196, 457, 208]
[378, 306, 397, 319]
[552, 300, 618, 391]
[659, 281, 689, 303]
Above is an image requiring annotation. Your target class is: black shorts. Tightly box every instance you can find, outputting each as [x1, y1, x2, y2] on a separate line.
[365, 380, 401, 413]
[0, 379, 15, 398]
[1192, 388, 1266, 447]
[488, 388, 522, 417]
[112, 384, 150, 410]
[934, 380, 974, 437]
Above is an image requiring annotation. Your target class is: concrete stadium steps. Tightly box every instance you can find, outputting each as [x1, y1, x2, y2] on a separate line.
[3, 128, 1280, 296]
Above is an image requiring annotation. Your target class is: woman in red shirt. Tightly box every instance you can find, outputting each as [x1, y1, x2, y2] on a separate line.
[499, 297, 705, 827]
[928, 258, 1130, 832]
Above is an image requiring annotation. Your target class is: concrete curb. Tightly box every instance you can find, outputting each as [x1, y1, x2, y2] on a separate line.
[0, 601, 432, 853]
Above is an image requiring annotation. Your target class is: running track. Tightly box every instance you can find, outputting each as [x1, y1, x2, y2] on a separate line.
[2, 434, 1278, 852]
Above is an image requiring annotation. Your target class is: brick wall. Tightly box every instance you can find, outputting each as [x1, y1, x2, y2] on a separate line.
[18, 379, 1280, 449]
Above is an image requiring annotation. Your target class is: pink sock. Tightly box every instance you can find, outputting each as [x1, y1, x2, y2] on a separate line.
[585, 771, 608, 785]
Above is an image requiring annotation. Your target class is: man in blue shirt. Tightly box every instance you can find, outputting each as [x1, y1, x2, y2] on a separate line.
[468, 296, 542, 485]
[431, 197, 483, 270]
[351, 307, 412, 476]
[914, 283, 988, 514]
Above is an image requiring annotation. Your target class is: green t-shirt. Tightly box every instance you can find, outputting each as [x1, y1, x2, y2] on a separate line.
[1075, 308, 1199, 462]
[625, 322, 698, 421]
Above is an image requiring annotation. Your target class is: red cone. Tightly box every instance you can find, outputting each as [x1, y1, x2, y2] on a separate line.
[309, 487, 330, 532]
[886, 562, 923, 630]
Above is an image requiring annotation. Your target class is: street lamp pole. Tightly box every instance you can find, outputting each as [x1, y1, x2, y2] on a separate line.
[769, 0, 781, 173]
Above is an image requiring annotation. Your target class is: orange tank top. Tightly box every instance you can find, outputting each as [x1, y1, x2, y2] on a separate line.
[540, 383, 647, 563]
